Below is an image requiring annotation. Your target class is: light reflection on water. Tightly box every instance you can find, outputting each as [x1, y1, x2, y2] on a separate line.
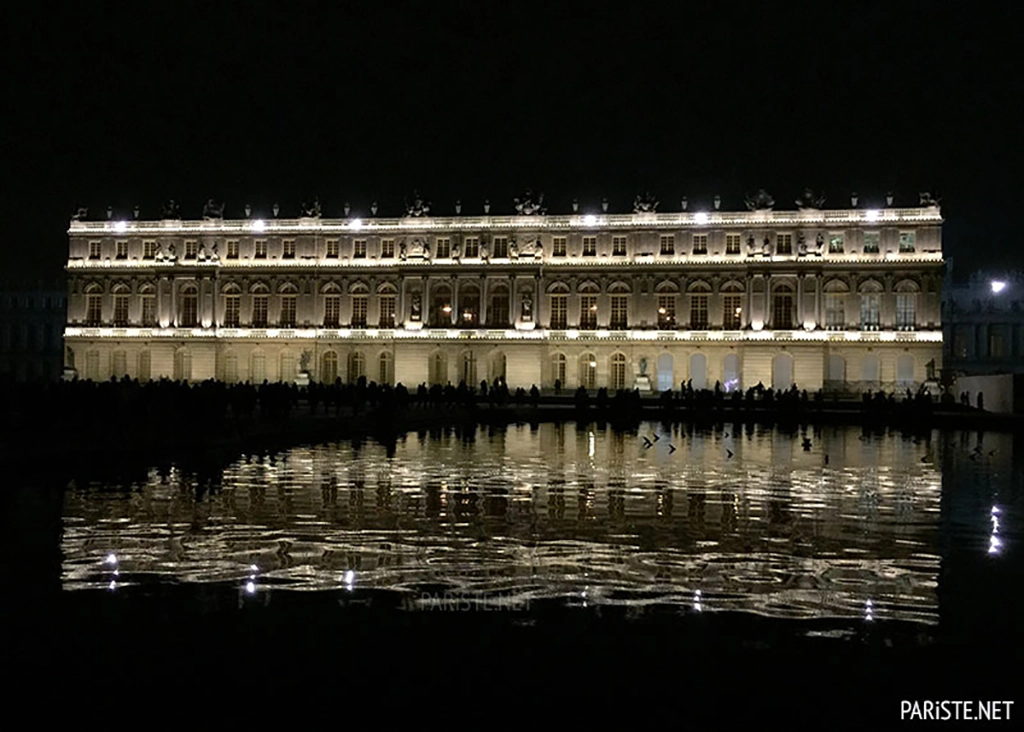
[60, 422, 1015, 626]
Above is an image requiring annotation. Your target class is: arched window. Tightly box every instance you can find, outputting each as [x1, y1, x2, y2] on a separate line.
[579, 282, 600, 330]
[722, 353, 740, 391]
[895, 280, 920, 330]
[378, 352, 393, 385]
[250, 282, 270, 327]
[655, 281, 679, 329]
[689, 352, 707, 390]
[85, 350, 101, 380]
[610, 353, 627, 390]
[223, 352, 239, 383]
[827, 354, 846, 385]
[279, 351, 296, 383]
[551, 353, 567, 387]
[489, 282, 511, 327]
[348, 351, 366, 382]
[431, 284, 453, 327]
[112, 350, 127, 379]
[461, 351, 478, 385]
[721, 281, 745, 329]
[179, 283, 199, 327]
[278, 282, 298, 327]
[896, 354, 915, 386]
[85, 282, 103, 325]
[173, 348, 192, 381]
[771, 283, 795, 330]
[546, 282, 569, 329]
[861, 353, 880, 385]
[321, 351, 339, 384]
[458, 283, 481, 326]
[579, 352, 597, 389]
[772, 353, 793, 391]
[859, 280, 883, 330]
[322, 282, 342, 327]
[138, 350, 152, 382]
[350, 282, 369, 328]
[139, 283, 157, 327]
[250, 350, 267, 383]
[656, 353, 674, 392]
[488, 351, 506, 384]
[222, 283, 242, 327]
[608, 282, 630, 329]
[112, 283, 131, 326]
[429, 351, 447, 385]
[823, 279, 849, 329]
[377, 283, 398, 328]
[688, 281, 712, 330]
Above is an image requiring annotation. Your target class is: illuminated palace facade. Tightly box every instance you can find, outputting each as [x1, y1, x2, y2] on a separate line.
[64, 195, 944, 393]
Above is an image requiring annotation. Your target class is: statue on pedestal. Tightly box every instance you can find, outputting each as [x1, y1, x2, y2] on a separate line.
[411, 293, 422, 321]
[521, 292, 533, 321]
[66, 346, 75, 369]
[451, 241, 461, 262]
[300, 351, 310, 372]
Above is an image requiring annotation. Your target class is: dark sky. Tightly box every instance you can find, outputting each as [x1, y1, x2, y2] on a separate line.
[4, 1, 1022, 282]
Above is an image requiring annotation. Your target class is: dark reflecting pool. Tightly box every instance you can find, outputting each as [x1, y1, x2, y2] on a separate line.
[10, 422, 1023, 723]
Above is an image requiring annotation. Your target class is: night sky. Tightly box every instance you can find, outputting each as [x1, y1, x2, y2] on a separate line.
[5, 1, 1023, 282]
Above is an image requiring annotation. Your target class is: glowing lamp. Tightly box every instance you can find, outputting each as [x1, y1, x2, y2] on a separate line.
[991, 280, 1007, 294]
[251, 219, 266, 232]
[865, 210, 880, 222]
[694, 212, 709, 225]
[582, 214, 597, 226]
[442, 305, 452, 314]
[113, 221, 128, 233]
[349, 218, 363, 231]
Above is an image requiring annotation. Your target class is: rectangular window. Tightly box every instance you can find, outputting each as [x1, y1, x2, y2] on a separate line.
[141, 296, 156, 326]
[252, 295, 269, 327]
[725, 234, 742, 255]
[89, 241, 101, 259]
[254, 240, 267, 259]
[279, 295, 297, 327]
[493, 237, 508, 258]
[224, 296, 240, 327]
[825, 294, 845, 328]
[690, 294, 709, 329]
[352, 239, 366, 259]
[723, 295, 743, 329]
[612, 236, 627, 256]
[580, 295, 597, 328]
[464, 237, 479, 258]
[324, 295, 340, 327]
[660, 235, 675, 255]
[184, 240, 198, 259]
[896, 294, 916, 329]
[550, 295, 567, 328]
[86, 295, 102, 324]
[552, 237, 567, 257]
[181, 295, 198, 327]
[657, 295, 676, 328]
[582, 236, 597, 256]
[380, 239, 395, 259]
[776, 234, 793, 255]
[989, 327, 1005, 358]
[143, 241, 156, 259]
[113, 294, 130, 325]
[351, 295, 368, 327]
[610, 295, 628, 328]
[379, 295, 396, 327]
[283, 239, 296, 259]
[116, 241, 128, 260]
[692, 235, 708, 255]
[899, 232, 916, 253]
[829, 234, 844, 254]
[326, 239, 339, 258]
[435, 237, 451, 258]
[226, 240, 239, 259]
[863, 233, 880, 254]
[861, 294, 880, 328]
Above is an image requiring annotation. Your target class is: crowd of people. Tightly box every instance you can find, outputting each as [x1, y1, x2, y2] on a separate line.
[0, 374, 977, 442]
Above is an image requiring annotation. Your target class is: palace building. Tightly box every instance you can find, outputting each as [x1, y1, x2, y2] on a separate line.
[63, 191, 944, 393]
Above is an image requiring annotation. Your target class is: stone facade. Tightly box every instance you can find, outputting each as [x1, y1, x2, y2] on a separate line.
[64, 199, 944, 393]
[1, 280, 66, 381]
[942, 268, 1024, 375]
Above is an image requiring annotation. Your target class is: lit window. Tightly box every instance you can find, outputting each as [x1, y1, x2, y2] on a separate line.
[896, 294, 916, 329]
[582, 236, 597, 256]
[435, 238, 450, 258]
[116, 241, 128, 260]
[380, 239, 395, 259]
[326, 239, 339, 258]
[660, 235, 675, 255]
[861, 294, 880, 329]
[279, 295, 297, 326]
[580, 295, 598, 328]
[552, 237, 567, 257]
[464, 237, 480, 258]
[493, 237, 508, 258]
[725, 234, 741, 255]
[612, 236, 627, 256]
[89, 241, 101, 259]
[863, 233, 880, 254]
[690, 294, 709, 329]
[692, 234, 708, 255]
[829, 234, 844, 253]
[610, 353, 627, 390]
[143, 241, 157, 260]
[657, 295, 675, 328]
[899, 232, 916, 253]
[254, 240, 267, 259]
[825, 294, 845, 328]
[184, 240, 198, 260]
[323, 295, 340, 326]
[351, 294, 368, 327]
[283, 239, 296, 259]
[226, 240, 239, 259]
[550, 294, 567, 328]
[353, 239, 366, 259]
[723, 294, 743, 329]
[378, 294, 396, 327]
[610, 295, 628, 328]
[776, 234, 793, 255]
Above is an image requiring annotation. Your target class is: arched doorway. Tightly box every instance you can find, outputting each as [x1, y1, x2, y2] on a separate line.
[610, 353, 627, 390]
[828, 354, 846, 385]
[488, 351, 506, 383]
[772, 353, 793, 391]
[579, 353, 597, 389]
[723, 353, 740, 392]
[689, 353, 707, 390]
[896, 354, 915, 387]
[656, 353, 674, 392]
[861, 354, 880, 385]
[321, 351, 339, 384]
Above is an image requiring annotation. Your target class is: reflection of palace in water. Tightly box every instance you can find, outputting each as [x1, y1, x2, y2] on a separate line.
[60, 423, 965, 625]
[63, 193, 943, 394]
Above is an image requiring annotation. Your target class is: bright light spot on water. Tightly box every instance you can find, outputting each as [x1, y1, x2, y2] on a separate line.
[990, 280, 1007, 295]
[245, 581, 256, 594]
[344, 570, 355, 590]
[250, 564, 259, 573]
[989, 536, 1002, 555]
[104, 554, 118, 566]
[588, 431, 595, 459]
[108, 580, 116, 591]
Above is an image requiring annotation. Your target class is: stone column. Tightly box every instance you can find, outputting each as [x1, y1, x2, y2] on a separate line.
[479, 275, 488, 326]
[796, 274, 804, 327]
[508, 276, 515, 326]
[452, 277, 459, 326]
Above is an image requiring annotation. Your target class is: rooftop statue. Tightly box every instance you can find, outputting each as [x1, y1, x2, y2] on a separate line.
[406, 191, 430, 217]
[919, 192, 940, 207]
[72, 206, 89, 221]
[162, 199, 181, 219]
[513, 190, 545, 216]
[795, 188, 825, 210]
[633, 192, 659, 213]
[202, 198, 225, 219]
[744, 190, 774, 211]
[302, 197, 322, 218]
